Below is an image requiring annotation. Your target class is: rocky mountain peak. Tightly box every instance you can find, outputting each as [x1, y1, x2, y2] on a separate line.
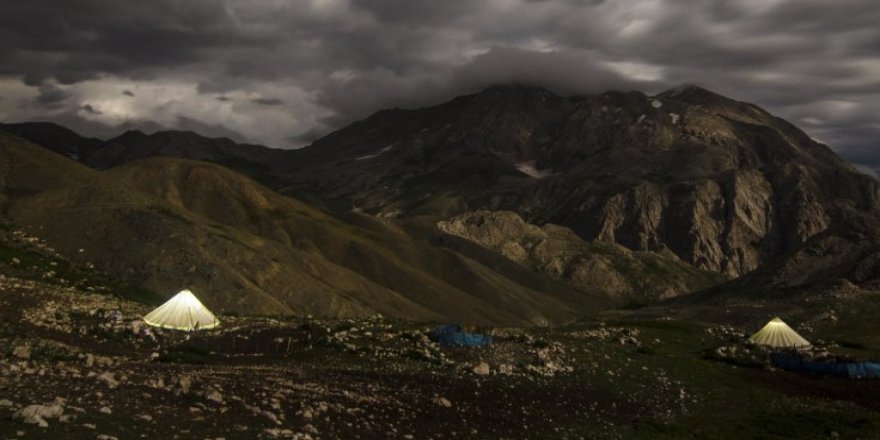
[110, 129, 150, 144]
[279, 84, 880, 279]
[470, 84, 560, 102]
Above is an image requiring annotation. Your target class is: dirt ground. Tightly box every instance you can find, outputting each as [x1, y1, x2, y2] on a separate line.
[2, 274, 880, 440]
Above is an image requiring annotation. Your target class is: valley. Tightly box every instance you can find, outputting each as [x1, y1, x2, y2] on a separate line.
[2, 85, 880, 438]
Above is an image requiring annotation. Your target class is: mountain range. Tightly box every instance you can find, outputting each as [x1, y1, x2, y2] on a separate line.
[2, 84, 879, 324]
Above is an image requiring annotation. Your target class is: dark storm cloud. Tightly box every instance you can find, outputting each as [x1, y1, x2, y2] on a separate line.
[0, 0, 877, 171]
[80, 104, 102, 115]
[0, 0, 275, 84]
[251, 97, 285, 106]
[32, 82, 71, 108]
[451, 47, 650, 95]
[312, 46, 651, 127]
[286, 129, 326, 147]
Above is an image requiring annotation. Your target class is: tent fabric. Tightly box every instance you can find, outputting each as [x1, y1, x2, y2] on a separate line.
[429, 324, 493, 347]
[749, 317, 811, 349]
[143, 289, 219, 331]
[771, 354, 880, 379]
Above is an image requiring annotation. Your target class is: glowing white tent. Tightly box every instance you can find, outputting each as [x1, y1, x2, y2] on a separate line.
[749, 317, 811, 349]
[143, 289, 219, 331]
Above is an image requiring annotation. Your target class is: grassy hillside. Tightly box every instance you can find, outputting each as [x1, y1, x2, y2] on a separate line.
[0, 132, 608, 325]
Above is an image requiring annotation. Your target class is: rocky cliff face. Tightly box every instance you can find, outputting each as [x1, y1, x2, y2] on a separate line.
[280, 85, 880, 278]
[437, 210, 724, 304]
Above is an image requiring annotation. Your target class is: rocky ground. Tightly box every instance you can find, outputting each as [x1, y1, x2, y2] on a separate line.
[3, 273, 880, 440]
[2, 227, 880, 439]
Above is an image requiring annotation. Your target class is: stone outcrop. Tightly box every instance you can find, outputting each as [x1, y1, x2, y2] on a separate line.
[280, 85, 880, 280]
[438, 210, 724, 303]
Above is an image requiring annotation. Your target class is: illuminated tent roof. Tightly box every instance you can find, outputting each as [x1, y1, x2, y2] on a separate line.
[749, 317, 811, 349]
[143, 289, 219, 331]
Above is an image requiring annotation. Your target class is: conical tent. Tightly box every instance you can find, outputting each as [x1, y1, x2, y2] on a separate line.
[143, 289, 219, 331]
[749, 317, 811, 349]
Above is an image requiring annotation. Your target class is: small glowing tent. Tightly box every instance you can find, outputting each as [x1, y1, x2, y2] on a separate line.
[143, 289, 219, 331]
[749, 317, 811, 349]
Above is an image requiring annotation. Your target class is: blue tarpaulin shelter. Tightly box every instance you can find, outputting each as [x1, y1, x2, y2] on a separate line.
[429, 324, 493, 347]
[772, 354, 880, 378]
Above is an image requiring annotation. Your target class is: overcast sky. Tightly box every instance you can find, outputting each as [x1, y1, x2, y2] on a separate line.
[0, 0, 878, 174]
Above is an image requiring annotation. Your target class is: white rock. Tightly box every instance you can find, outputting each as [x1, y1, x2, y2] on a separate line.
[15, 404, 64, 427]
[206, 390, 224, 404]
[472, 361, 490, 376]
[432, 396, 452, 408]
[263, 410, 279, 424]
[97, 372, 119, 388]
[12, 345, 31, 360]
[178, 375, 192, 394]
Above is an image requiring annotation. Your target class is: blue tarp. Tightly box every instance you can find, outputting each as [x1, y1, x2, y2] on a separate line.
[429, 324, 493, 347]
[771, 354, 880, 378]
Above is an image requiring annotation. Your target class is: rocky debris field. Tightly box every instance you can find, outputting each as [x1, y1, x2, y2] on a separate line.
[3, 276, 880, 439]
[1, 226, 880, 439]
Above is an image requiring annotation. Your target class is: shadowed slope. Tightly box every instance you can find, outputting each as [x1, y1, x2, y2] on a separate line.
[0, 132, 605, 325]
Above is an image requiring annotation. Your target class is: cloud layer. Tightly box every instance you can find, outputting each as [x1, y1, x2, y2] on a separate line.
[0, 0, 878, 173]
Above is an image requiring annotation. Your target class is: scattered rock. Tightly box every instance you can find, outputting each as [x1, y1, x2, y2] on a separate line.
[12, 345, 31, 360]
[97, 372, 119, 388]
[178, 375, 193, 394]
[263, 410, 279, 424]
[301, 408, 314, 419]
[15, 403, 64, 427]
[472, 361, 490, 376]
[432, 396, 452, 408]
[206, 390, 224, 404]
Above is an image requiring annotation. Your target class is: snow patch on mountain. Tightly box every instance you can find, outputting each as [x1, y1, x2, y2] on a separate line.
[516, 161, 553, 178]
[355, 145, 394, 161]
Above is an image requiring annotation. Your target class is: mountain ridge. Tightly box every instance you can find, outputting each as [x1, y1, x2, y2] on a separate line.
[272, 84, 880, 279]
[0, 131, 620, 325]
[3, 84, 880, 312]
